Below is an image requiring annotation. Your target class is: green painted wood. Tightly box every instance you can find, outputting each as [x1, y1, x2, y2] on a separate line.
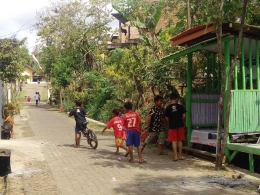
[249, 154, 254, 173]
[228, 150, 238, 162]
[212, 54, 216, 91]
[206, 52, 209, 92]
[227, 143, 260, 155]
[256, 39, 260, 90]
[234, 37, 238, 90]
[161, 44, 202, 62]
[224, 40, 230, 124]
[241, 37, 246, 89]
[229, 91, 260, 133]
[186, 53, 193, 147]
[249, 38, 253, 90]
[161, 35, 231, 63]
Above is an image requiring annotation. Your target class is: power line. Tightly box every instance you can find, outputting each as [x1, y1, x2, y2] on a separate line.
[0, 24, 36, 38]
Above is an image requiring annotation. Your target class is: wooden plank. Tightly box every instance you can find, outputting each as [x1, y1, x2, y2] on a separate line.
[183, 146, 216, 158]
[171, 25, 215, 46]
[227, 143, 260, 155]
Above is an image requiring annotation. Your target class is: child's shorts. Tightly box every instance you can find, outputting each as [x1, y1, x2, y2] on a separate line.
[168, 127, 185, 141]
[115, 138, 123, 147]
[75, 127, 83, 133]
[126, 130, 140, 147]
[122, 130, 126, 140]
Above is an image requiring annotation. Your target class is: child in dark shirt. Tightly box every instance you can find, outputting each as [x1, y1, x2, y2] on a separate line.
[165, 93, 186, 161]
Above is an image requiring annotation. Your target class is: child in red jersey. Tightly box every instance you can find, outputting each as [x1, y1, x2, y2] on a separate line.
[102, 109, 128, 154]
[119, 107, 126, 143]
[124, 102, 146, 163]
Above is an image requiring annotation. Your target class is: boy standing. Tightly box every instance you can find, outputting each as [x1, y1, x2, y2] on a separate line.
[67, 100, 88, 148]
[141, 95, 166, 155]
[102, 109, 128, 154]
[165, 93, 186, 161]
[124, 102, 146, 163]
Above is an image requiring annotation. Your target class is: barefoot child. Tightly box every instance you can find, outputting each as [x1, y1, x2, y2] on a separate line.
[124, 102, 146, 163]
[102, 109, 128, 154]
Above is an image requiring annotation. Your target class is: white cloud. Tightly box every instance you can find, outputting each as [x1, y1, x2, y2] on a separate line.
[0, 0, 118, 53]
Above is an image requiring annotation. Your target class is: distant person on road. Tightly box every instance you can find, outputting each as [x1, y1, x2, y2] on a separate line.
[34, 92, 39, 106]
[67, 100, 88, 148]
[123, 102, 146, 163]
[38, 92, 41, 101]
[102, 109, 128, 154]
[141, 95, 166, 155]
[165, 93, 186, 162]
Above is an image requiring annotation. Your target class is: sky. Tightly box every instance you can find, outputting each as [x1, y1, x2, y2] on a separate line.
[0, 0, 117, 53]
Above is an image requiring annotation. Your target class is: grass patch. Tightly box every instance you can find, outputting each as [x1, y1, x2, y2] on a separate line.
[41, 86, 48, 102]
[18, 90, 27, 101]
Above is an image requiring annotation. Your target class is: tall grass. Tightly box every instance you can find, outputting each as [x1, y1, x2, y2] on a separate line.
[41, 86, 48, 101]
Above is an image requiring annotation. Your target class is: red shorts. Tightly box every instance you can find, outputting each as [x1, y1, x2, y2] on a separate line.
[168, 127, 185, 141]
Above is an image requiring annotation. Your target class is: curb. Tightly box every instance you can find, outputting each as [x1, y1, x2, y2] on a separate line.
[86, 117, 106, 126]
[0, 176, 5, 195]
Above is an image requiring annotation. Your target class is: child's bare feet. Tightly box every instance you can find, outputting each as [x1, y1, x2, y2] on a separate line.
[138, 159, 147, 163]
[128, 159, 134, 163]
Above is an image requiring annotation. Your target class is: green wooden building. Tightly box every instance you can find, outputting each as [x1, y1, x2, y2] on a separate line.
[162, 23, 260, 173]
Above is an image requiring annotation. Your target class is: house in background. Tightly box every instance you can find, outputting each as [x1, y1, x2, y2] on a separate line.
[107, 0, 170, 50]
[21, 66, 35, 82]
[107, 13, 140, 50]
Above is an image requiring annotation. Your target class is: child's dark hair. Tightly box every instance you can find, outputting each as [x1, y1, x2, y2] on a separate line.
[154, 95, 163, 102]
[124, 102, 132, 110]
[75, 100, 82, 107]
[169, 93, 179, 100]
[119, 107, 124, 114]
[112, 109, 119, 116]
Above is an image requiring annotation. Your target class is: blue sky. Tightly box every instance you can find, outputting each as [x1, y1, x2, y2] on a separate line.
[0, 0, 117, 53]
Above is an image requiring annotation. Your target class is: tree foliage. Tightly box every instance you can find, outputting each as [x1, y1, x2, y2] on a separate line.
[0, 38, 31, 83]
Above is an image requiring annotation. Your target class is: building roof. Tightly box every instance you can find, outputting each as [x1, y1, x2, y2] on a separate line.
[111, 13, 128, 24]
[170, 23, 260, 47]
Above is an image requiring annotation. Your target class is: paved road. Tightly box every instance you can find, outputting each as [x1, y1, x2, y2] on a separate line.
[1, 83, 259, 195]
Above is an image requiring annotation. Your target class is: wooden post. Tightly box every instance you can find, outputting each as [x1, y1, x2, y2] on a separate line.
[206, 52, 209, 92]
[241, 37, 246, 89]
[224, 40, 230, 120]
[256, 39, 260, 89]
[234, 37, 238, 90]
[186, 53, 193, 147]
[249, 153, 254, 173]
[249, 38, 253, 89]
